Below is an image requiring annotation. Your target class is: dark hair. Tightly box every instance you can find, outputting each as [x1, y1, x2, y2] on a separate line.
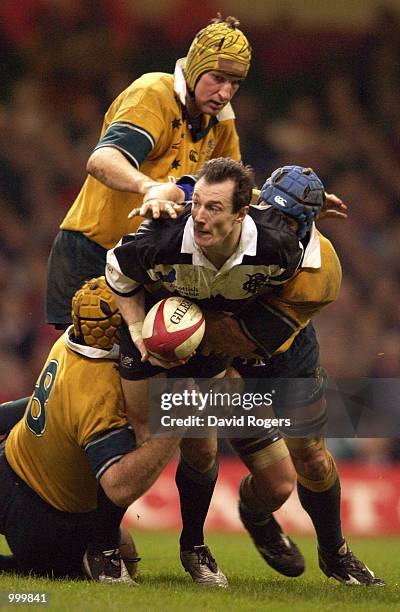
[197, 157, 255, 212]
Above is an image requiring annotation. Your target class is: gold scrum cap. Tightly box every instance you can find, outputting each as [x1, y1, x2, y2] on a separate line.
[184, 15, 252, 92]
[72, 277, 121, 350]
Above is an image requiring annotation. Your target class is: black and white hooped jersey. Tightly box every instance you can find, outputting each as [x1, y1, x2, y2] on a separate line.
[106, 205, 302, 315]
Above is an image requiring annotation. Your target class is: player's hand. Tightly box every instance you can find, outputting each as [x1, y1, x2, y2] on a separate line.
[128, 200, 185, 220]
[319, 192, 348, 220]
[128, 322, 150, 363]
[200, 313, 257, 358]
[128, 183, 185, 219]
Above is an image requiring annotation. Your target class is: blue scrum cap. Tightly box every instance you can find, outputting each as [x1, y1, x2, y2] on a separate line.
[258, 166, 325, 238]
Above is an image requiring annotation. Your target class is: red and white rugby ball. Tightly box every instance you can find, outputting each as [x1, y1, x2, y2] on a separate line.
[142, 297, 205, 361]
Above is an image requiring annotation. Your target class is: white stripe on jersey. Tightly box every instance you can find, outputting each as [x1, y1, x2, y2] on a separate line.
[111, 121, 155, 148]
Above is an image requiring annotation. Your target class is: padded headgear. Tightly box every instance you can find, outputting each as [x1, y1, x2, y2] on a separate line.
[185, 17, 251, 92]
[258, 166, 325, 239]
[72, 277, 121, 350]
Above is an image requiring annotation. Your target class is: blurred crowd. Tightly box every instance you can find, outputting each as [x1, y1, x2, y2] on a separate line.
[1, 1, 399, 461]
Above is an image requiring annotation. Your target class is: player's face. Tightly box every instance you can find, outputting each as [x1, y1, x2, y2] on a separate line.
[193, 71, 242, 115]
[191, 177, 247, 250]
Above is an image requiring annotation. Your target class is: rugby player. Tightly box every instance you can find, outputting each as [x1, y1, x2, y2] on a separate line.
[46, 15, 252, 330]
[198, 165, 385, 586]
[0, 278, 184, 582]
[120, 160, 384, 586]
[104, 158, 310, 586]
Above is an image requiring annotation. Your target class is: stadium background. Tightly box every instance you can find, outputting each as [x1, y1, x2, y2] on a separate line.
[0, 0, 400, 535]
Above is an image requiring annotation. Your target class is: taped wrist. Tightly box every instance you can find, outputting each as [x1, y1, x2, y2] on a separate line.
[128, 322, 143, 344]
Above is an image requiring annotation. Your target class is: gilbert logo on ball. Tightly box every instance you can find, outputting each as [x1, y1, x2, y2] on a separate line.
[142, 297, 205, 361]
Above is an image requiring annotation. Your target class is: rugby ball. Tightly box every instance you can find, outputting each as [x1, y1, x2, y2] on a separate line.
[142, 297, 205, 361]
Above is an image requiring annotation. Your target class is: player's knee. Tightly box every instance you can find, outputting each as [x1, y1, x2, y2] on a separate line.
[253, 474, 295, 509]
[186, 449, 217, 473]
[293, 448, 330, 481]
[266, 480, 294, 509]
[180, 442, 217, 473]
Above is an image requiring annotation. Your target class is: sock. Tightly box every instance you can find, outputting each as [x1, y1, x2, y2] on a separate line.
[0, 398, 30, 434]
[88, 486, 126, 553]
[297, 474, 344, 553]
[175, 455, 218, 550]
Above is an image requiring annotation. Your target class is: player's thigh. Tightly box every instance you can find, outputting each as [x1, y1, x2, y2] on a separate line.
[120, 376, 165, 430]
[119, 319, 167, 437]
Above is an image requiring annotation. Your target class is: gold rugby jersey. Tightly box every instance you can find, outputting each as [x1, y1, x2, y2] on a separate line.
[6, 330, 134, 513]
[61, 61, 240, 249]
[238, 226, 342, 357]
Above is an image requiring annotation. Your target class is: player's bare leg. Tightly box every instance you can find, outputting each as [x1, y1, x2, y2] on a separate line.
[121, 371, 228, 586]
[232, 437, 305, 577]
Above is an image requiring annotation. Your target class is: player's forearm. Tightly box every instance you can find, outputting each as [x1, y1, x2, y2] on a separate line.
[86, 147, 159, 193]
[113, 290, 145, 327]
[100, 437, 181, 507]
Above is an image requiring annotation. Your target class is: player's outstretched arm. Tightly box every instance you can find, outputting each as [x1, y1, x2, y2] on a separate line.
[88, 146, 186, 219]
[87, 147, 161, 194]
[100, 436, 182, 508]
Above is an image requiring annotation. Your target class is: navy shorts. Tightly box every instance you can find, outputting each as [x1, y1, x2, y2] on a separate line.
[232, 323, 327, 440]
[233, 323, 326, 408]
[0, 447, 95, 577]
[46, 230, 107, 329]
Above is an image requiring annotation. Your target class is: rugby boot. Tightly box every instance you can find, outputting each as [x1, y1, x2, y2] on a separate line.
[83, 547, 138, 585]
[318, 541, 386, 586]
[239, 501, 305, 577]
[180, 545, 228, 587]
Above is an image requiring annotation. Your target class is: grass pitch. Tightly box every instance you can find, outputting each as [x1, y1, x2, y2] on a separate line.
[0, 532, 399, 611]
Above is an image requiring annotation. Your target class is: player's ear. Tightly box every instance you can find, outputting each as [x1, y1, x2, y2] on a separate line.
[235, 205, 249, 223]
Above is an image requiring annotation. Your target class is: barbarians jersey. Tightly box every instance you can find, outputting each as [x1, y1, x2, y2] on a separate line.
[61, 60, 240, 249]
[6, 330, 134, 513]
[106, 205, 302, 314]
[238, 225, 342, 357]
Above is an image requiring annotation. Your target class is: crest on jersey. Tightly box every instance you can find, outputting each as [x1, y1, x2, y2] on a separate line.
[242, 272, 270, 294]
